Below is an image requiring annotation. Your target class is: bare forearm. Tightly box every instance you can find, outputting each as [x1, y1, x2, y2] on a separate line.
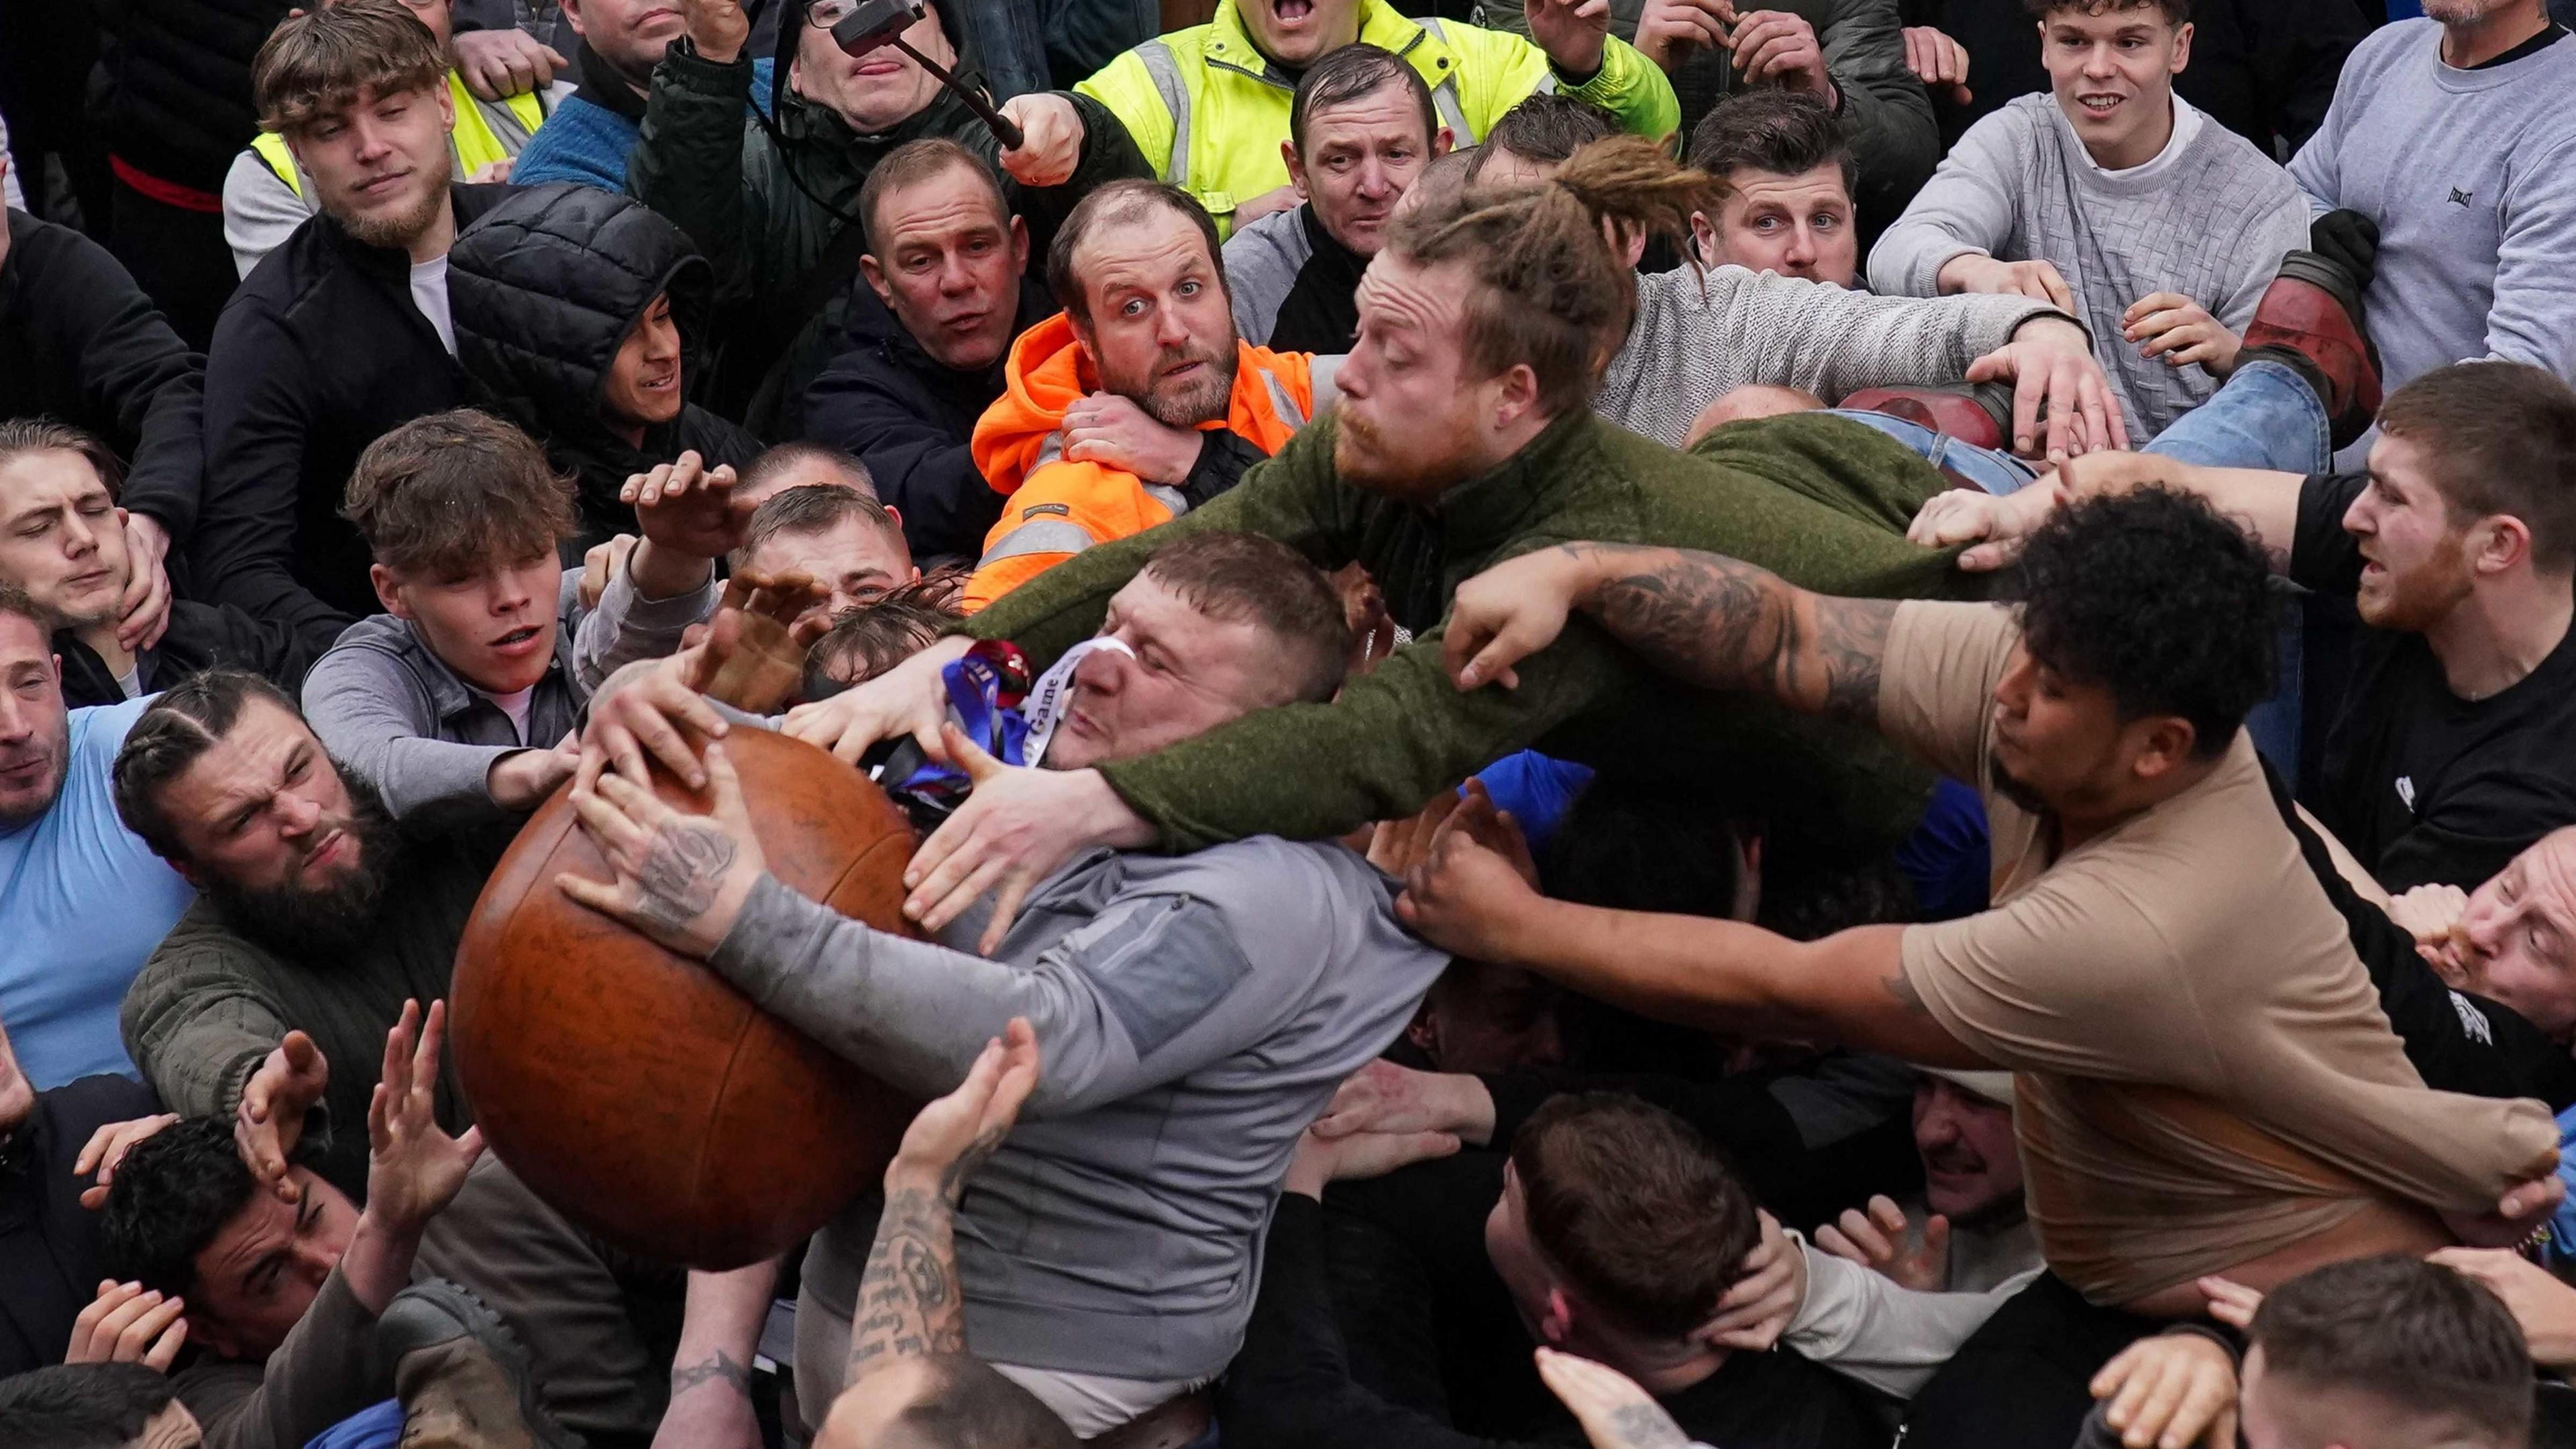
[2067, 460, 2302, 572]
[847, 1169, 967, 1380]
[339, 1213, 424, 1318]
[668, 1259, 777, 1407]
[1568, 544, 1892, 722]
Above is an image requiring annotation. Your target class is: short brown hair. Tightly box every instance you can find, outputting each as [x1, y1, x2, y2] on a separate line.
[1045, 180, 1224, 328]
[1686, 90, 1856, 199]
[740, 441, 877, 500]
[801, 576, 964, 699]
[2379, 362, 2576, 574]
[1510, 1093, 1758, 1338]
[1389, 136, 1719, 418]
[340, 410, 576, 579]
[254, 0, 447, 138]
[1472, 94, 1619, 180]
[2023, 0, 2190, 21]
[735, 484, 906, 572]
[2249, 1256, 2530, 1444]
[859, 138, 1010, 258]
[1290, 44, 1436, 158]
[0, 419, 126, 500]
[1136, 531, 1348, 704]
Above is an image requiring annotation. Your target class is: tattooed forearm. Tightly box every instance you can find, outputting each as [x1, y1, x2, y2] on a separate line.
[670, 1351, 753, 1399]
[847, 1187, 967, 1380]
[1583, 546, 1893, 725]
[635, 820, 737, 934]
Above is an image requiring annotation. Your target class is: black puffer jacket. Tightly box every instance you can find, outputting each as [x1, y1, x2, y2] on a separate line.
[447, 183, 759, 549]
[97, 0, 297, 191]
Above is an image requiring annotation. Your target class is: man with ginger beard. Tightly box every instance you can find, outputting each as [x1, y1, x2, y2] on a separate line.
[960, 178, 1328, 608]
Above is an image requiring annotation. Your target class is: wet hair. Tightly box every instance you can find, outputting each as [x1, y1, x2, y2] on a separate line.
[739, 441, 877, 500]
[1290, 43, 1436, 157]
[2378, 361, 2576, 574]
[734, 483, 908, 574]
[0, 1363, 186, 1449]
[0, 417, 126, 500]
[1511, 1093, 1758, 1338]
[2022, 0, 2190, 21]
[97, 1115, 262, 1300]
[1387, 136, 1720, 418]
[1685, 90, 1856, 199]
[1469, 94, 1619, 179]
[1044, 180, 1225, 327]
[2249, 1256, 2530, 1445]
[859, 137, 1011, 257]
[889, 1353, 1079, 1448]
[112, 668, 304, 862]
[253, 0, 448, 137]
[800, 576, 965, 700]
[341, 410, 576, 580]
[2012, 486, 2275, 760]
[1137, 531, 1348, 704]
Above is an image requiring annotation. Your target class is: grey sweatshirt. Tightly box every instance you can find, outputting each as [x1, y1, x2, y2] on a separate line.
[1593, 264, 2065, 447]
[707, 839, 1451, 1383]
[2288, 21, 2576, 398]
[1868, 93, 2312, 438]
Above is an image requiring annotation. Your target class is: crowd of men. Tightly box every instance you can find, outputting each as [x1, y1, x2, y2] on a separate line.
[5, 0, 2576, 1442]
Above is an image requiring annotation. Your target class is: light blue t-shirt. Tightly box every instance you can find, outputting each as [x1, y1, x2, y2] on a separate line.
[0, 695, 196, 1088]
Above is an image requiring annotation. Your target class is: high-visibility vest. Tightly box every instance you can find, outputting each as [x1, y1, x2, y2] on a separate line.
[251, 72, 547, 198]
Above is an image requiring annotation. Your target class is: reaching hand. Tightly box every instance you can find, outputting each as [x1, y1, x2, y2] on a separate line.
[890, 1019, 1041, 1201]
[1395, 811, 1550, 963]
[674, 0, 750, 64]
[361, 1001, 484, 1239]
[2442, 1171, 2565, 1249]
[625, 451, 756, 564]
[1283, 1122, 1462, 1198]
[64, 1280, 189, 1370]
[1697, 1211, 1803, 1351]
[1904, 25, 1972, 105]
[1632, 0, 1734, 72]
[1943, 254, 2076, 311]
[576, 647, 729, 796]
[1230, 184, 1305, 229]
[1442, 547, 1593, 692]
[1905, 482, 2060, 573]
[1536, 1348, 1690, 1449]
[1368, 781, 1537, 885]
[1060, 393, 1208, 484]
[1311, 1059, 1497, 1144]
[996, 93, 1084, 186]
[783, 634, 973, 763]
[117, 512, 173, 653]
[1968, 318, 2130, 459]
[1524, 0, 1612, 78]
[580, 534, 640, 612]
[452, 27, 566, 99]
[2196, 1275, 2262, 1330]
[75, 1114, 180, 1210]
[1729, 11, 1836, 107]
[2124, 293, 2243, 376]
[2429, 1248, 2576, 1368]
[236, 1031, 329, 1205]
[1814, 1195, 1950, 1293]
[2088, 1331, 2239, 1449]
[558, 740, 769, 960]
[898, 722, 1150, 952]
[698, 578, 833, 714]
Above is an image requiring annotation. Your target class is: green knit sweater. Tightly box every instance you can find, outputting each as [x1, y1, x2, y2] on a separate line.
[965, 408, 1989, 858]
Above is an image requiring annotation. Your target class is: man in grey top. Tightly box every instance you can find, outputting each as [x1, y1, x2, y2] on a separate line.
[1866, 0, 2311, 438]
[565, 531, 1455, 1440]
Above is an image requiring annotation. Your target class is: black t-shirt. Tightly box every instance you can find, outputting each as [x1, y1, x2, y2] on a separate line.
[2292, 471, 2576, 892]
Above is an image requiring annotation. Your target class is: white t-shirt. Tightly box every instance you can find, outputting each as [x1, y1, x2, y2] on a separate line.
[411, 254, 458, 356]
[476, 684, 535, 745]
[112, 663, 142, 700]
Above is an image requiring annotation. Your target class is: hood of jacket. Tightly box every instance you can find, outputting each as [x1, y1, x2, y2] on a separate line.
[971, 311, 1093, 496]
[446, 182, 714, 462]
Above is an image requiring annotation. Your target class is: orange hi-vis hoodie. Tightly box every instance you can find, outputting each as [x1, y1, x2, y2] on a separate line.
[963, 312, 1321, 610]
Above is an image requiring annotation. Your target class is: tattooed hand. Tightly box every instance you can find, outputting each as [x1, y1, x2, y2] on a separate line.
[851, 1022, 1043, 1381]
[1535, 1348, 1691, 1449]
[557, 741, 767, 959]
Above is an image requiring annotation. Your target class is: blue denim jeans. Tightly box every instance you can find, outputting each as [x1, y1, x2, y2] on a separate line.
[1829, 409, 2040, 495]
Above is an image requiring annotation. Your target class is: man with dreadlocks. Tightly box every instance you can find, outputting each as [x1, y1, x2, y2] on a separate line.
[669, 136, 2003, 940]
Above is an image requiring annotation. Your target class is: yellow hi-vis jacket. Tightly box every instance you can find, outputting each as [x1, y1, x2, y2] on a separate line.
[1075, 0, 1678, 236]
[251, 72, 546, 197]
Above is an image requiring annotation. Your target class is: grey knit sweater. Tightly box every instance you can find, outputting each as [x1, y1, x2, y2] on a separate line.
[1868, 93, 2312, 438]
[1593, 264, 2065, 447]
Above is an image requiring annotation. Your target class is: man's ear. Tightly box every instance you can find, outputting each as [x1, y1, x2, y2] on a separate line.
[2128, 716, 2199, 784]
[559, 0, 587, 36]
[1493, 362, 1542, 431]
[2169, 21, 2193, 75]
[1432, 126, 1454, 159]
[2473, 515, 2533, 578]
[859, 254, 896, 310]
[1542, 1287, 1576, 1346]
[435, 83, 457, 131]
[369, 563, 413, 621]
[1690, 210, 1719, 268]
[1282, 140, 1309, 199]
[1009, 213, 1030, 271]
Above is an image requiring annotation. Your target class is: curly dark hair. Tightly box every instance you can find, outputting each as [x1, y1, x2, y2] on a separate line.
[97, 1115, 263, 1299]
[2012, 486, 2275, 760]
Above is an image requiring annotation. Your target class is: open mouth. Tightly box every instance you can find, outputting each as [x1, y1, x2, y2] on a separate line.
[637, 369, 679, 393]
[490, 623, 545, 657]
[303, 828, 350, 873]
[2075, 93, 2125, 118]
[941, 309, 990, 334]
[1274, 0, 1315, 24]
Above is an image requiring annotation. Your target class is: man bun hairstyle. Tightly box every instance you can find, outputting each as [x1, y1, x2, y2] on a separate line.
[0, 1362, 186, 1449]
[1470, 93, 1619, 179]
[859, 137, 1011, 258]
[1511, 1093, 1759, 1338]
[97, 1115, 264, 1300]
[254, 0, 448, 138]
[341, 409, 576, 580]
[1046, 180, 1225, 328]
[2249, 1255, 2530, 1445]
[2012, 486, 2275, 759]
[1686, 90, 1856, 200]
[1388, 136, 1721, 419]
[0, 417, 127, 500]
[1290, 43, 1436, 157]
[113, 667, 303, 862]
[1138, 531, 1350, 704]
[2378, 361, 2576, 574]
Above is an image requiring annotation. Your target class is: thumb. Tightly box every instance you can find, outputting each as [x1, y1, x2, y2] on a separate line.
[941, 720, 1008, 782]
[1921, 1213, 1951, 1256]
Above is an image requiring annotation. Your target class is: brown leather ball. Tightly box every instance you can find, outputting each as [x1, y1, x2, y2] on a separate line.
[449, 728, 919, 1269]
